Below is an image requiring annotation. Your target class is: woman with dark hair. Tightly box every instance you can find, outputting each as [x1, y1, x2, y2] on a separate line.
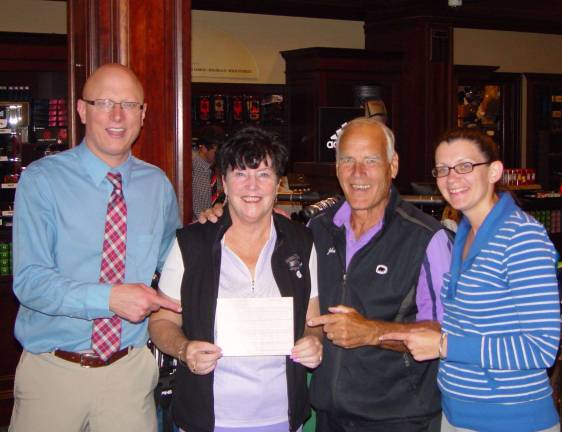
[382, 128, 560, 432]
[149, 127, 322, 432]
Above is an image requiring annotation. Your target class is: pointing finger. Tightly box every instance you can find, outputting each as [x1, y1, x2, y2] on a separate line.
[154, 294, 182, 313]
[307, 314, 338, 327]
[328, 305, 355, 314]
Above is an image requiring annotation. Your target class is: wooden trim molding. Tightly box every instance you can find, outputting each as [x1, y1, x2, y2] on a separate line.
[118, 0, 129, 66]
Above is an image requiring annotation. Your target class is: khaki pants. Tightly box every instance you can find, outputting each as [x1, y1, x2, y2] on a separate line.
[9, 346, 159, 432]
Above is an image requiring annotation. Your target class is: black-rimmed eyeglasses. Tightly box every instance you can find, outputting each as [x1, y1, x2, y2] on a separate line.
[431, 161, 491, 178]
[82, 99, 143, 112]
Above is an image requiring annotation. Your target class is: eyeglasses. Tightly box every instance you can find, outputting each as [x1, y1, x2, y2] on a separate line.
[431, 161, 491, 178]
[82, 99, 143, 112]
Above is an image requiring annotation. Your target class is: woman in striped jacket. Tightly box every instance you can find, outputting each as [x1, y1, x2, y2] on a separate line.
[381, 128, 560, 432]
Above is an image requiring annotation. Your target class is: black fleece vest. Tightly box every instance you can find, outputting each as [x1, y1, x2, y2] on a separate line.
[309, 187, 446, 423]
[172, 210, 313, 432]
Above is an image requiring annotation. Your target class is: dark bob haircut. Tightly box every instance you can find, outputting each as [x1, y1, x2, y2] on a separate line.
[216, 126, 288, 178]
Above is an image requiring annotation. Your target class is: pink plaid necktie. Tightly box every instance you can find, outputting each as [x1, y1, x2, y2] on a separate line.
[91, 172, 127, 361]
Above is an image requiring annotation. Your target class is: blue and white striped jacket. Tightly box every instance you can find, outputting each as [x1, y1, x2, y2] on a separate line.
[439, 193, 560, 431]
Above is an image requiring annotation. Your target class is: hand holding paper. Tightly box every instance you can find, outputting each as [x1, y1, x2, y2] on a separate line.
[185, 340, 222, 375]
[291, 335, 322, 369]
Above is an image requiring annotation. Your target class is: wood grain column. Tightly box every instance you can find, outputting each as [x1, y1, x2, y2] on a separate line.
[365, 17, 453, 188]
[68, 0, 192, 222]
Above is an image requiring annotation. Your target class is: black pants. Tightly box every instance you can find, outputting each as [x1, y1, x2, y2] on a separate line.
[315, 411, 441, 432]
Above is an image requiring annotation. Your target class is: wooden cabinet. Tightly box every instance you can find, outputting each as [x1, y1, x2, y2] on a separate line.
[281, 47, 403, 192]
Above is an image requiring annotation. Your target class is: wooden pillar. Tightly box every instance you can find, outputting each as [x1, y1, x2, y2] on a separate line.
[364, 17, 453, 189]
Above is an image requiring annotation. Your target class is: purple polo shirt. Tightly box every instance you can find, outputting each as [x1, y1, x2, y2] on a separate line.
[333, 201, 451, 322]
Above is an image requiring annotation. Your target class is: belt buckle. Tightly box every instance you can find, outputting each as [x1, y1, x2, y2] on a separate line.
[80, 352, 102, 368]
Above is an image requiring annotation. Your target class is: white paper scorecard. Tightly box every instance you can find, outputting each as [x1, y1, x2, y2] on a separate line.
[215, 297, 294, 356]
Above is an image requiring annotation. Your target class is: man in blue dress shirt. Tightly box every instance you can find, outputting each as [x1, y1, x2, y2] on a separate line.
[9, 64, 182, 432]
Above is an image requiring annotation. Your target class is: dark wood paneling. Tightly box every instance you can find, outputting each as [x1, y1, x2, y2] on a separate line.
[68, 0, 91, 148]
[426, 23, 454, 172]
[0, 32, 66, 71]
[365, 19, 453, 190]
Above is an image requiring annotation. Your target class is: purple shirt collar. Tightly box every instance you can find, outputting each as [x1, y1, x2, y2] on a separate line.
[332, 200, 450, 323]
[333, 201, 384, 270]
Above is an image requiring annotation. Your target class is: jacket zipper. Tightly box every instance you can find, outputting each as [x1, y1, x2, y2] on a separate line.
[331, 272, 347, 411]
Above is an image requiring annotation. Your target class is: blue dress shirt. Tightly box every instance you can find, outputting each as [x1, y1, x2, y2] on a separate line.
[12, 142, 181, 353]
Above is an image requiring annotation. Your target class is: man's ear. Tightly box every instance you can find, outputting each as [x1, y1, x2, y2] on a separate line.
[77, 99, 87, 125]
[140, 103, 147, 126]
[390, 152, 399, 179]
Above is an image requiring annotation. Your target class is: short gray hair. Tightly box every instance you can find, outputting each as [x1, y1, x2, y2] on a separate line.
[335, 116, 396, 161]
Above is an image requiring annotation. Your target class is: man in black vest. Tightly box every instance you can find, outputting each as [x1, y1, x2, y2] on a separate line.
[306, 117, 451, 432]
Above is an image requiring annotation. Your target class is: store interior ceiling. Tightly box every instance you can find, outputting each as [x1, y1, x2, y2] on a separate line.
[44, 0, 562, 33]
[189, 0, 561, 33]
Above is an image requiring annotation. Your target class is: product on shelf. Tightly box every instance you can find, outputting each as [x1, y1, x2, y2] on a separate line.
[502, 168, 536, 186]
[527, 208, 562, 234]
[0, 242, 12, 275]
[212, 94, 226, 123]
